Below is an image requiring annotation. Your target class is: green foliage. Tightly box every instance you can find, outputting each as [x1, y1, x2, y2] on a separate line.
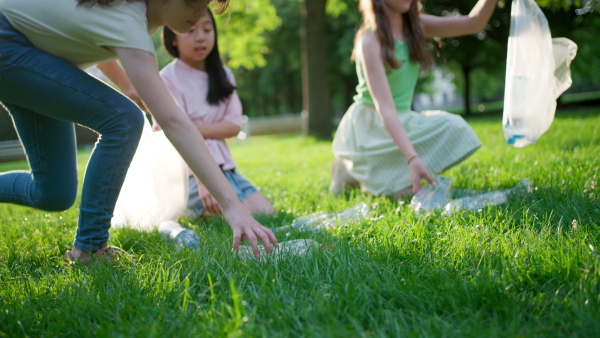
[228, 0, 303, 117]
[214, 0, 281, 70]
[145, 0, 600, 118]
[1, 107, 600, 336]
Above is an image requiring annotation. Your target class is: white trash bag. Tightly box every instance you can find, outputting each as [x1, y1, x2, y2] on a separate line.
[111, 120, 189, 232]
[503, 0, 577, 147]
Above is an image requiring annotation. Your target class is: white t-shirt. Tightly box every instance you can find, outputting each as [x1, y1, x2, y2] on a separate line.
[0, 0, 155, 68]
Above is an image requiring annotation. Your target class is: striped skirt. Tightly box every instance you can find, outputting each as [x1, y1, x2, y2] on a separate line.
[332, 102, 481, 196]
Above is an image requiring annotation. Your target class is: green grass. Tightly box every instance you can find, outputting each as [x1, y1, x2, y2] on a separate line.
[1, 107, 599, 337]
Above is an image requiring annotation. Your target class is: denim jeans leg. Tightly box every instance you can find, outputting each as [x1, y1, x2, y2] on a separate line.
[0, 21, 144, 251]
[0, 104, 78, 211]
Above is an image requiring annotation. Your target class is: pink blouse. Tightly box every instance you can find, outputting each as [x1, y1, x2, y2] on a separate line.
[159, 59, 242, 171]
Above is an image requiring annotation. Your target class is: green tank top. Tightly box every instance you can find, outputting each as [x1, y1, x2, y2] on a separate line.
[353, 40, 419, 111]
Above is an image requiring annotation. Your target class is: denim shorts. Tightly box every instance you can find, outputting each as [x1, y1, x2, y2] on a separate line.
[184, 169, 258, 219]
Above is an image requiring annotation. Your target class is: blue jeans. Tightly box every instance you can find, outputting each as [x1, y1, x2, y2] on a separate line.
[0, 14, 144, 252]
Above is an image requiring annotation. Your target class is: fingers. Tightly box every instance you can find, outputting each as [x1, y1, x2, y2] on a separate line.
[425, 172, 436, 186]
[265, 227, 279, 248]
[244, 232, 261, 258]
[201, 194, 222, 215]
[413, 180, 423, 194]
[232, 231, 242, 252]
[213, 198, 223, 214]
[256, 229, 273, 254]
[231, 226, 278, 258]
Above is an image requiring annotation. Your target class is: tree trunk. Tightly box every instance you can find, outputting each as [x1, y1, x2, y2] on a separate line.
[301, 0, 332, 139]
[462, 65, 472, 116]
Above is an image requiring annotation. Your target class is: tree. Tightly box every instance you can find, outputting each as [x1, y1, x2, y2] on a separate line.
[302, 0, 333, 139]
[422, 0, 510, 115]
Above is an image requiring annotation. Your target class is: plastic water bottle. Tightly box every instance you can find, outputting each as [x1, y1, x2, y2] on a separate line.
[237, 239, 318, 261]
[158, 220, 200, 250]
[410, 176, 453, 212]
[277, 202, 371, 233]
[288, 211, 331, 231]
[443, 179, 534, 215]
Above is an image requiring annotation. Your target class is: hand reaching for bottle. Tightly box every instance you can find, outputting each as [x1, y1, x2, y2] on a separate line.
[408, 156, 435, 194]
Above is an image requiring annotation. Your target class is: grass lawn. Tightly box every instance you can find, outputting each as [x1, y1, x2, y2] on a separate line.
[1, 107, 599, 337]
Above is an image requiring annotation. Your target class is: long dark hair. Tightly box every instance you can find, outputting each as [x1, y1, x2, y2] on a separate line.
[162, 9, 235, 105]
[353, 0, 431, 69]
[77, 0, 230, 15]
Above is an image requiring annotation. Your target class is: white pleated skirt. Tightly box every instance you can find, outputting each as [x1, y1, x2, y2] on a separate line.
[332, 102, 481, 196]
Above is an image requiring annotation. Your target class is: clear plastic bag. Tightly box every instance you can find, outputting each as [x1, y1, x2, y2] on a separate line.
[503, 0, 577, 147]
[111, 120, 189, 231]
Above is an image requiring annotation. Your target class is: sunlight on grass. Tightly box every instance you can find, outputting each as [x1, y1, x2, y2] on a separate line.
[1, 108, 599, 336]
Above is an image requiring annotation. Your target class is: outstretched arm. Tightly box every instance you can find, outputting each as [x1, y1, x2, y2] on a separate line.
[115, 47, 277, 257]
[421, 0, 499, 38]
[357, 33, 435, 193]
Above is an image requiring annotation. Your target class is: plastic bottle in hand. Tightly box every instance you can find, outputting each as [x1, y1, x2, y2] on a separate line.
[158, 220, 200, 250]
[410, 176, 453, 212]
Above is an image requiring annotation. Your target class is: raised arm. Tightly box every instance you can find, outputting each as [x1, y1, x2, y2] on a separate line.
[357, 33, 434, 193]
[421, 0, 499, 38]
[115, 47, 277, 257]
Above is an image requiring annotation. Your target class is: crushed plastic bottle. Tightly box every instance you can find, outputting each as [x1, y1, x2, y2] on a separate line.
[410, 176, 453, 212]
[443, 179, 534, 215]
[237, 239, 318, 261]
[158, 220, 200, 250]
[276, 202, 371, 233]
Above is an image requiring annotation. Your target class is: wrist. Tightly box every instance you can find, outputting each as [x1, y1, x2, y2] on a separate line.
[407, 154, 419, 165]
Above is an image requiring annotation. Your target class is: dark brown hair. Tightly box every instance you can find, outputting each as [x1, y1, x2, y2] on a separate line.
[353, 0, 431, 69]
[162, 9, 235, 104]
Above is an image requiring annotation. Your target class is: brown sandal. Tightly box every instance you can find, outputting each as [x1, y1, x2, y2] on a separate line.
[65, 245, 131, 265]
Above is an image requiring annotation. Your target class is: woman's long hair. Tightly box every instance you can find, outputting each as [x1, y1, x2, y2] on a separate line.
[353, 0, 431, 69]
[77, 0, 230, 15]
[162, 9, 235, 105]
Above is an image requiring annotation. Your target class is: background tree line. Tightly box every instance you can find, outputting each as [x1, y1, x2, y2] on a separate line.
[1, 0, 598, 141]
[172, 0, 596, 121]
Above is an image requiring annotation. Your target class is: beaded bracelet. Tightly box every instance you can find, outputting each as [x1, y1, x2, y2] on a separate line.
[407, 154, 419, 164]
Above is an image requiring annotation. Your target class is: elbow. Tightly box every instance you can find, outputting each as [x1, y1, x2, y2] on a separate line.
[153, 113, 185, 132]
[471, 23, 487, 35]
[231, 125, 241, 137]
[467, 16, 489, 35]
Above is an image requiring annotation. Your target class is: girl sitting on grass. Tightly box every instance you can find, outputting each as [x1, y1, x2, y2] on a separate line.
[331, 0, 498, 198]
[158, 9, 275, 219]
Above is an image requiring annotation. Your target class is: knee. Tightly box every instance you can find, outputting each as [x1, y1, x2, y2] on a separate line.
[33, 187, 77, 211]
[100, 104, 145, 143]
